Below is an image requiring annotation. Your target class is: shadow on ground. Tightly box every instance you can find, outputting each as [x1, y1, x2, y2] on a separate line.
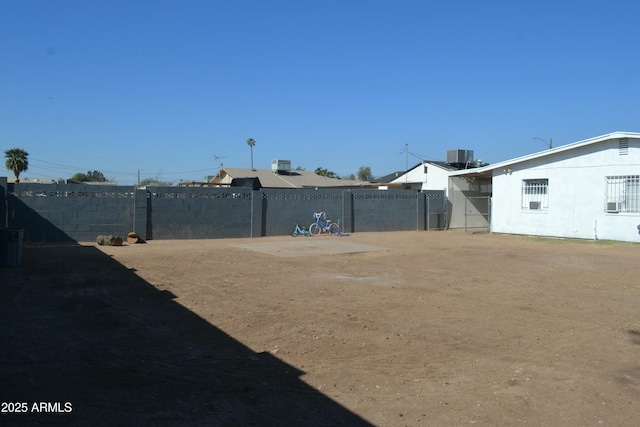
[0, 244, 371, 426]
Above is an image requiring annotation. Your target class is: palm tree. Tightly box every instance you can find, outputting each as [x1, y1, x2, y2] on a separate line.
[246, 138, 256, 169]
[4, 147, 29, 182]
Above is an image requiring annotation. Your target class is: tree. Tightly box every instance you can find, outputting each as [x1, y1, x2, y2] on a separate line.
[246, 138, 256, 169]
[86, 170, 107, 182]
[70, 170, 107, 182]
[314, 167, 340, 179]
[357, 166, 374, 182]
[4, 147, 29, 182]
[139, 175, 172, 187]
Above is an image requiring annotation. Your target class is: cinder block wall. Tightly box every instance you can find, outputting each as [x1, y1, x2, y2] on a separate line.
[2, 181, 446, 242]
[144, 186, 254, 239]
[352, 190, 420, 232]
[261, 189, 346, 236]
[6, 183, 134, 242]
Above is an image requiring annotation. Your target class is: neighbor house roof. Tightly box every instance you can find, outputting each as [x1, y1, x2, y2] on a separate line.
[449, 131, 640, 178]
[7, 177, 57, 184]
[385, 160, 466, 183]
[209, 167, 370, 188]
[376, 171, 405, 183]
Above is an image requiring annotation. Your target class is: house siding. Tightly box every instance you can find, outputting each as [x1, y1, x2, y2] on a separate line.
[490, 137, 640, 242]
[390, 162, 451, 194]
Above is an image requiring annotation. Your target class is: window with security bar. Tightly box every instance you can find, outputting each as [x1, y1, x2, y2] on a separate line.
[522, 179, 548, 211]
[605, 175, 640, 213]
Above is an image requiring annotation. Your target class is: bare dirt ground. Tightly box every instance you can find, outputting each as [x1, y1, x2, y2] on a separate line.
[2, 230, 640, 426]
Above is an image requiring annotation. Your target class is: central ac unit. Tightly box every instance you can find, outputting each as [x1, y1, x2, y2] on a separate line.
[446, 149, 474, 164]
[271, 159, 291, 173]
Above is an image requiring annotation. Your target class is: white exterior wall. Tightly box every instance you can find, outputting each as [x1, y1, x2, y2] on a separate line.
[491, 138, 640, 242]
[390, 163, 451, 194]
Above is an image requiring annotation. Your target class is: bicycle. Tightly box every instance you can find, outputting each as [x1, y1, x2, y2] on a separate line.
[291, 222, 311, 237]
[309, 212, 340, 236]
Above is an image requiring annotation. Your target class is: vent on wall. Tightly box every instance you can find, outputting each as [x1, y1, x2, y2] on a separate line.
[619, 138, 629, 155]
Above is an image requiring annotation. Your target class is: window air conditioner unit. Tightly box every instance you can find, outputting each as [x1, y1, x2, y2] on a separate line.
[529, 201, 541, 210]
[606, 202, 620, 213]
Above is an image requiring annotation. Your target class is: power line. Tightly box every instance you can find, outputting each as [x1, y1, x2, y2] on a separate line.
[29, 158, 216, 176]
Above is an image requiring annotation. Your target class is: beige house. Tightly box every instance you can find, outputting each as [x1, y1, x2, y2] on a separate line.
[186, 163, 370, 189]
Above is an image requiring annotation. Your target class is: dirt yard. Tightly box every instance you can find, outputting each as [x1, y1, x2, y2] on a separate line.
[2, 230, 640, 426]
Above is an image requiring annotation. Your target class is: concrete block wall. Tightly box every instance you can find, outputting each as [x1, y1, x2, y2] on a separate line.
[2, 181, 446, 242]
[144, 186, 254, 239]
[352, 190, 446, 232]
[260, 189, 346, 236]
[6, 183, 134, 242]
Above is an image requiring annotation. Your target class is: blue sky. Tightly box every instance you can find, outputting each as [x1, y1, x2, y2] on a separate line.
[2, 1, 639, 185]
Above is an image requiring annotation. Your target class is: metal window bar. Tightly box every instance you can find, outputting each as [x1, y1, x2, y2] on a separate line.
[522, 179, 548, 210]
[606, 175, 640, 213]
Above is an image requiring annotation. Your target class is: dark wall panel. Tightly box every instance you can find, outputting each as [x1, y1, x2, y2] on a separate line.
[261, 189, 344, 236]
[146, 187, 253, 239]
[2, 181, 446, 242]
[7, 184, 134, 242]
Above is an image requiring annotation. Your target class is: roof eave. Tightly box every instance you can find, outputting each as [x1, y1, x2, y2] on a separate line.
[449, 131, 640, 177]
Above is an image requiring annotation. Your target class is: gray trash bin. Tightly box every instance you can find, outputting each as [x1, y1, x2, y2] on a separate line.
[0, 228, 24, 268]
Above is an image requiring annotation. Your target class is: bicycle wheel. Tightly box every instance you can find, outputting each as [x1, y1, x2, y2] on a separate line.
[309, 223, 322, 236]
[328, 223, 340, 235]
[291, 228, 298, 237]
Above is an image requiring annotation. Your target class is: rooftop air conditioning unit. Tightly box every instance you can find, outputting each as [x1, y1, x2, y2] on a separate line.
[271, 160, 291, 173]
[447, 149, 474, 164]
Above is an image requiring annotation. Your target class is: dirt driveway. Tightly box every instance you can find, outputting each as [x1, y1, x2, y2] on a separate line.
[2, 230, 640, 425]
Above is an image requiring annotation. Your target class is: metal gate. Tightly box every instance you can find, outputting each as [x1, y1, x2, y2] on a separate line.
[464, 196, 491, 232]
[425, 193, 448, 230]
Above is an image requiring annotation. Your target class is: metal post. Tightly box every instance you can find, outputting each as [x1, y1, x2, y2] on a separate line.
[132, 188, 136, 233]
[427, 196, 430, 230]
[488, 196, 492, 233]
[416, 193, 419, 230]
[464, 197, 468, 232]
[341, 191, 345, 233]
[405, 144, 408, 184]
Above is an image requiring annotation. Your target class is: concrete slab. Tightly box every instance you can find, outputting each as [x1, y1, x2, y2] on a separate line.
[233, 238, 391, 258]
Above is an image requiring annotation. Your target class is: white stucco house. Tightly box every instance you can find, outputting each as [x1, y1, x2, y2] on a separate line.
[383, 150, 482, 194]
[387, 161, 459, 193]
[449, 131, 640, 242]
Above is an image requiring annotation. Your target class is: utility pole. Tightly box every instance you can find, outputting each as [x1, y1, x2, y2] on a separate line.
[405, 144, 409, 171]
[405, 144, 408, 183]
